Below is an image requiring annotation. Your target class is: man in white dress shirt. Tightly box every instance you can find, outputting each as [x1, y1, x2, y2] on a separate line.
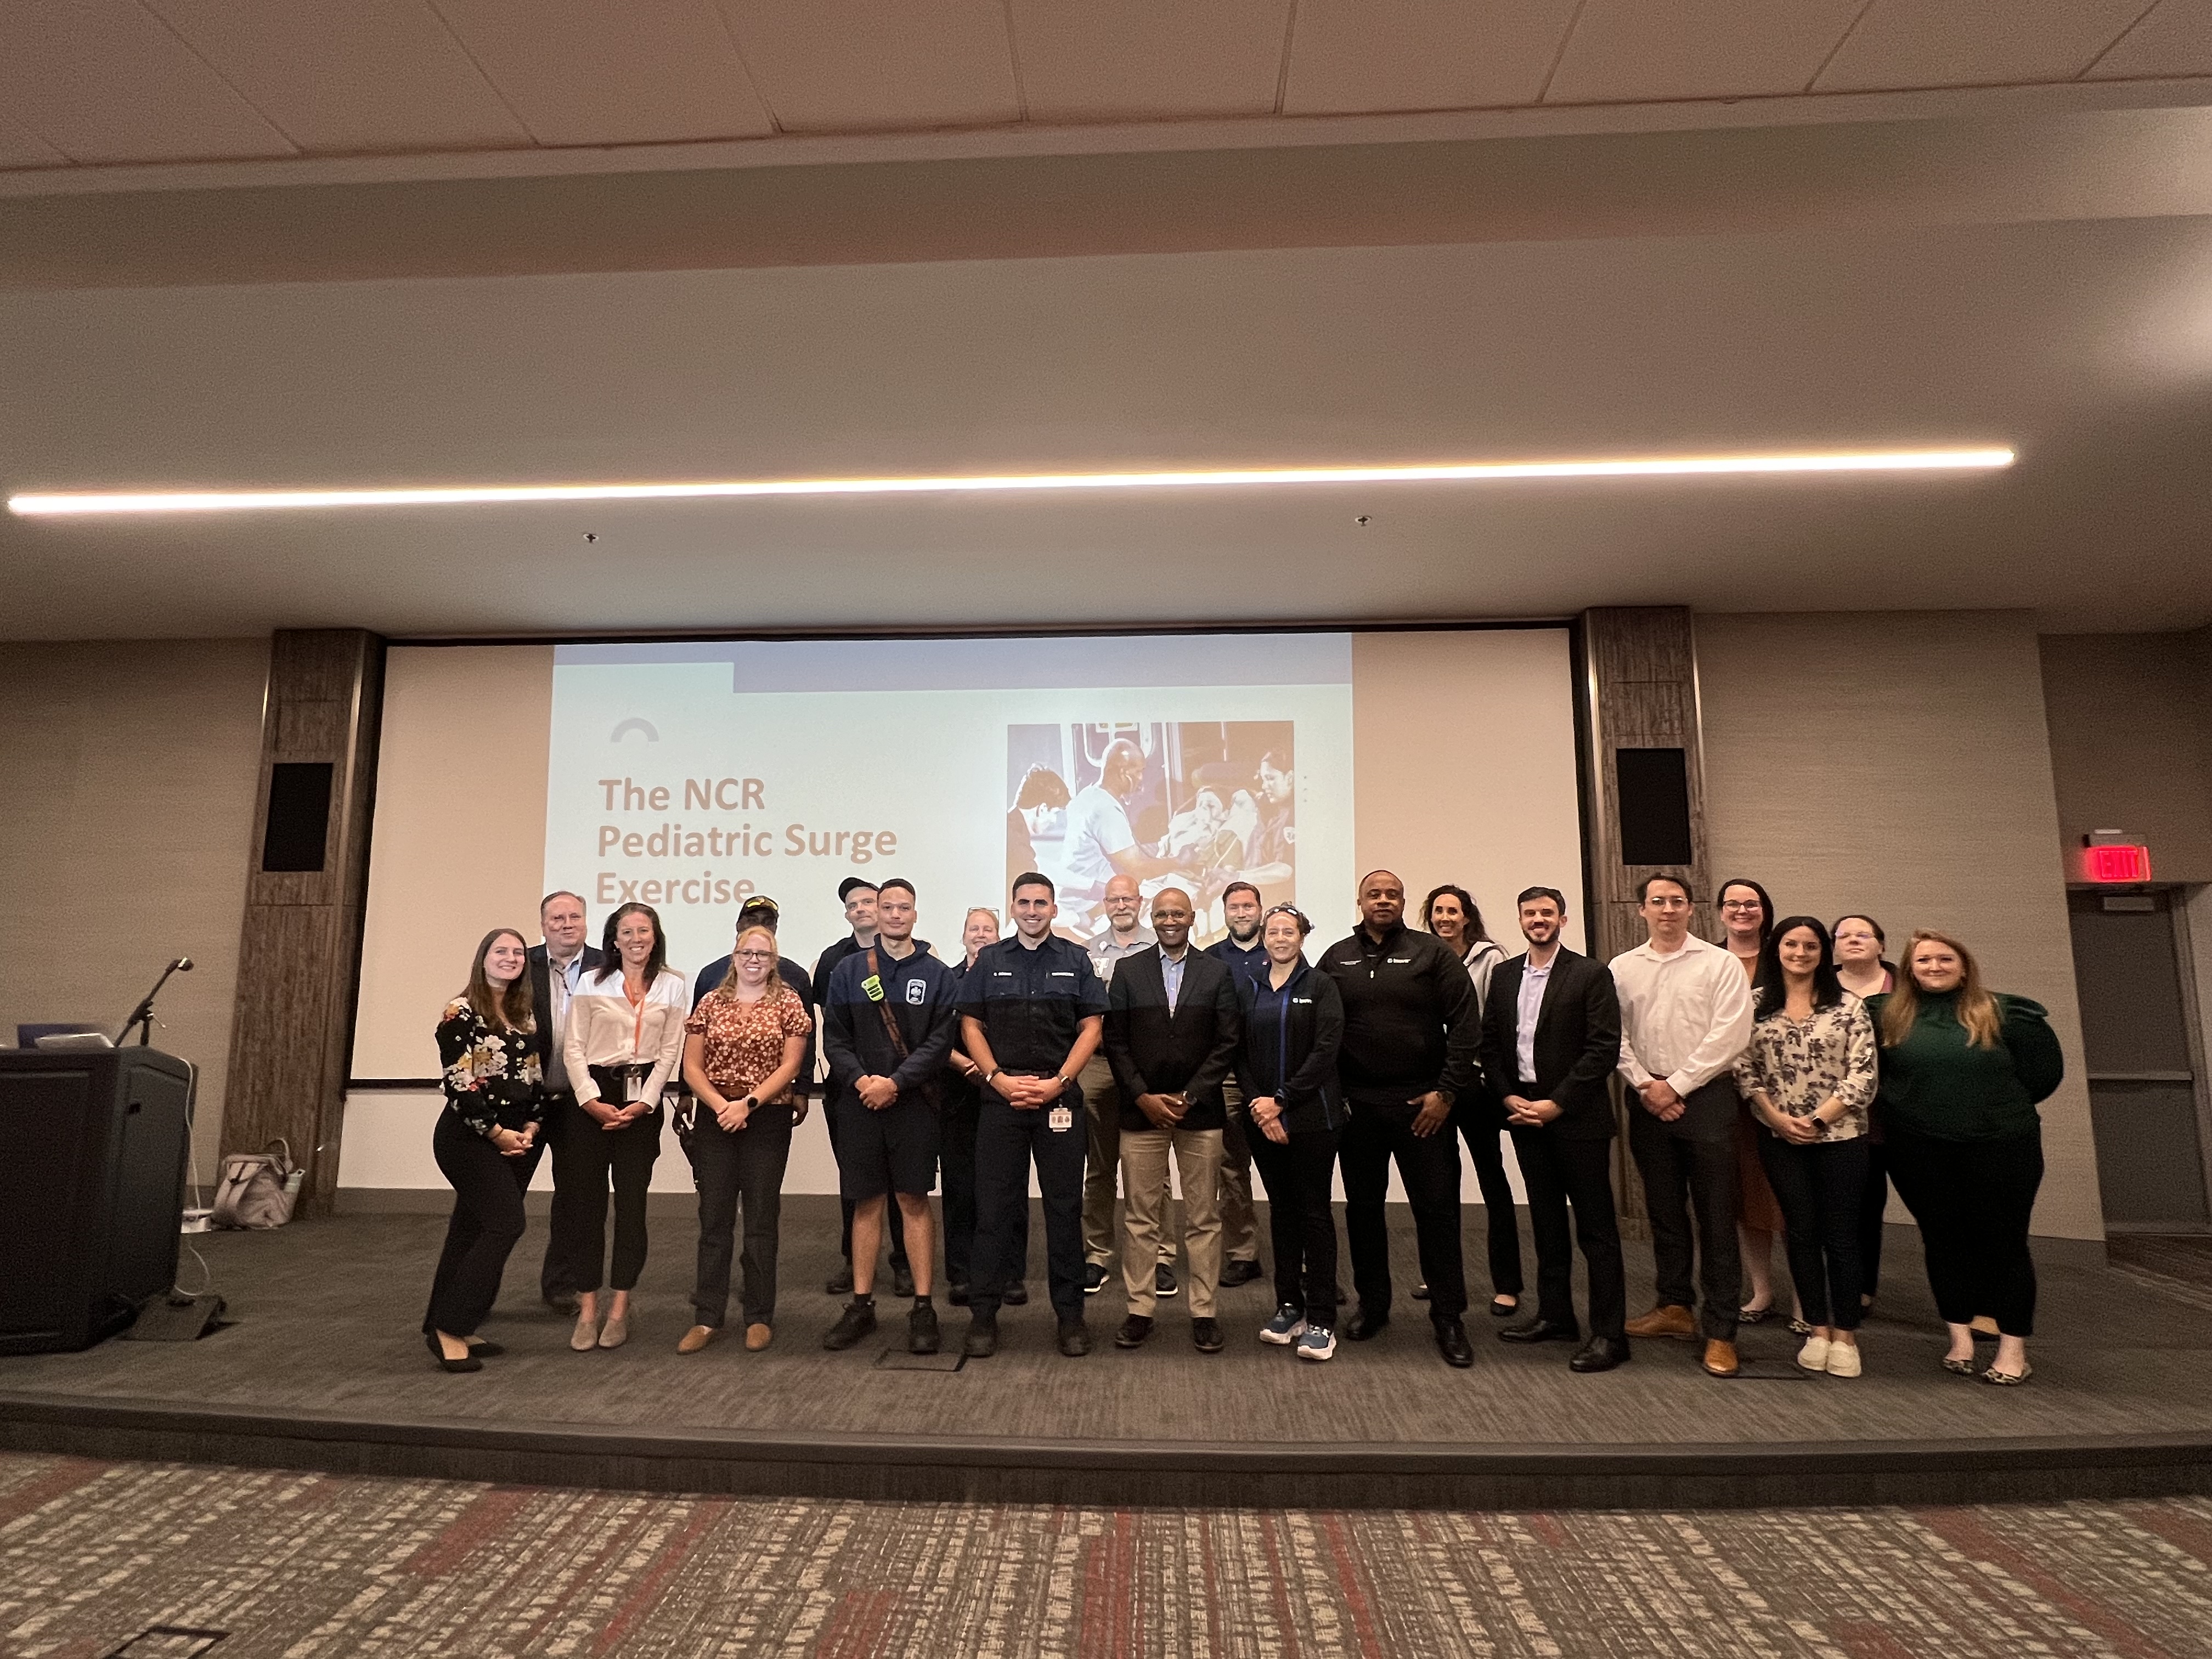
[1610, 874, 1755, 1377]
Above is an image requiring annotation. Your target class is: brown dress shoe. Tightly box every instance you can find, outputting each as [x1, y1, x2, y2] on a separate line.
[1701, 1339, 1741, 1377]
[744, 1322, 773, 1351]
[678, 1325, 715, 1355]
[1623, 1304, 1697, 1339]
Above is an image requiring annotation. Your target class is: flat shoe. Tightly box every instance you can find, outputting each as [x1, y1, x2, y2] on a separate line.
[1981, 1362, 2032, 1386]
[1825, 1342, 1863, 1378]
[678, 1325, 715, 1355]
[1489, 1297, 1519, 1318]
[570, 1310, 601, 1352]
[463, 1339, 504, 1357]
[1942, 1355, 1977, 1375]
[1737, 1303, 1774, 1324]
[597, 1312, 629, 1350]
[744, 1323, 773, 1351]
[1796, 1335, 1831, 1373]
[425, 1333, 482, 1373]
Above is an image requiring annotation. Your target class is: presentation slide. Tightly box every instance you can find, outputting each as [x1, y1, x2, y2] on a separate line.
[545, 634, 1353, 972]
[345, 625, 1585, 1196]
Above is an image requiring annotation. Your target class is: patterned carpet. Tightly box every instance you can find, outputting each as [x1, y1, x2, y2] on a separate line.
[3, 1453, 2210, 1658]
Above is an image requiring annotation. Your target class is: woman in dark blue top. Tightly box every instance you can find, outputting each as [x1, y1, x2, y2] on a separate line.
[1238, 904, 1346, 1361]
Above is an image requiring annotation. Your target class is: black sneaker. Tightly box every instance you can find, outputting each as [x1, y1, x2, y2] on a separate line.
[1155, 1265, 1179, 1299]
[823, 1299, 876, 1351]
[1192, 1317, 1224, 1353]
[909, 1301, 940, 1355]
[1083, 1262, 1110, 1295]
[947, 1280, 971, 1307]
[963, 1313, 998, 1358]
[1003, 1281, 1030, 1307]
[891, 1261, 916, 1300]
[826, 1264, 854, 1296]
[1219, 1259, 1264, 1289]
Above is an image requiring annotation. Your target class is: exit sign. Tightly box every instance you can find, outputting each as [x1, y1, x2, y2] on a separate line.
[2082, 843, 2152, 883]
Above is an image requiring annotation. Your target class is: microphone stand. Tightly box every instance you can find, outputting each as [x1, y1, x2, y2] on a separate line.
[118, 958, 190, 1047]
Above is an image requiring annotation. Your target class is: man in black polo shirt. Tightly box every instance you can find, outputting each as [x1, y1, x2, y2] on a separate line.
[810, 878, 913, 1298]
[958, 872, 1109, 1358]
[1322, 869, 1482, 1368]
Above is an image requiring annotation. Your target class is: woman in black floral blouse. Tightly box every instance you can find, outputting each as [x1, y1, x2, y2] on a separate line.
[423, 928, 545, 1372]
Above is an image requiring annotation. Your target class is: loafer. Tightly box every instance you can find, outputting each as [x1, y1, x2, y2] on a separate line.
[1797, 1335, 1832, 1373]
[1115, 1314, 1154, 1349]
[891, 1262, 916, 1300]
[1568, 1336, 1630, 1373]
[1701, 1339, 1741, 1378]
[677, 1325, 716, 1355]
[823, 1299, 878, 1351]
[1499, 1317, 1579, 1345]
[963, 1314, 998, 1358]
[1192, 1317, 1224, 1353]
[1219, 1259, 1264, 1288]
[1002, 1282, 1029, 1307]
[1344, 1307, 1390, 1342]
[1624, 1304, 1697, 1340]
[1083, 1263, 1109, 1295]
[1434, 1318, 1475, 1368]
[570, 1309, 602, 1352]
[1057, 1318, 1092, 1357]
[1825, 1341, 1863, 1378]
[744, 1323, 773, 1351]
[909, 1302, 940, 1355]
[596, 1311, 629, 1350]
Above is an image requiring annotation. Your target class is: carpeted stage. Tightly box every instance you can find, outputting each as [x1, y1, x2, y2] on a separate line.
[2, 1201, 2207, 1510]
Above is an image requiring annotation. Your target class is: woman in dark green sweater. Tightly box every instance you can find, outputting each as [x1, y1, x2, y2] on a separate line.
[1867, 930, 2064, 1387]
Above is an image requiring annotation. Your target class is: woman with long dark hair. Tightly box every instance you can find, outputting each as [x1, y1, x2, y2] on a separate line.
[1716, 877, 1791, 1324]
[424, 928, 544, 1372]
[1734, 917, 1877, 1376]
[1421, 883, 1520, 1317]
[557, 901, 688, 1352]
[1870, 930, 2063, 1385]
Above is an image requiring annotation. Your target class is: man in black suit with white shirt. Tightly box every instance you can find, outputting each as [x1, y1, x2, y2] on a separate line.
[529, 890, 604, 1312]
[1478, 887, 1629, 1372]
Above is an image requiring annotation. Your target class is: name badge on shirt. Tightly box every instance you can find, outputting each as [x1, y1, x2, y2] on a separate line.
[1048, 1105, 1074, 1132]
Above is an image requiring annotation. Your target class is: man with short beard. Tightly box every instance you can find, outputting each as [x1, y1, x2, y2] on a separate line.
[1205, 880, 1269, 1286]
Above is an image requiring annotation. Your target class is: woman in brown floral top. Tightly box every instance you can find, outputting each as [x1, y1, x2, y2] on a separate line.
[423, 928, 544, 1372]
[1733, 916, 1877, 1379]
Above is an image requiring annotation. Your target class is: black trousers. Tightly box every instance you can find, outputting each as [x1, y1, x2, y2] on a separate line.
[1247, 1125, 1340, 1328]
[546, 1098, 662, 1294]
[1859, 1134, 1891, 1298]
[1757, 1133, 1871, 1331]
[827, 1091, 907, 1268]
[1627, 1079, 1742, 1340]
[1454, 1092, 1525, 1299]
[1886, 1125, 2044, 1337]
[1340, 1103, 1467, 1320]
[424, 1109, 531, 1338]
[972, 1092, 1086, 1320]
[942, 1086, 1028, 1290]
[1509, 1123, 1625, 1340]
[690, 1102, 793, 1328]
[532, 1088, 572, 1300]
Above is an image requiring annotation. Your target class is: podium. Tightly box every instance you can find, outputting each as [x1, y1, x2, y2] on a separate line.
[0, 1047, 194, 1353]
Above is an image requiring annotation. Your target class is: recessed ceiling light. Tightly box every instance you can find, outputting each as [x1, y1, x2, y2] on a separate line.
[6, 447, 2015, 516]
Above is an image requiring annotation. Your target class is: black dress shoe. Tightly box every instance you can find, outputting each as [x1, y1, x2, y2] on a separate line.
[1003, 1281, 1029, 1307]
[963, 1314, 998, 1358]
[1219, 1259, 1265, 1289]
[1499, 1317, 1580, 1345]
[1434, 1318, 1475, 1368]
[1115, 1314, 1154, 1348]
[1058, 1318, 1092, 1357]
[1345, 1307, 1390, 1341]
[462, 1338, 506, 1357]
[1489, 1297, 1520, 1318]
[826, 1265, 854, 1296]
[1412, 1281, 1431, 1301]
[891, 1261, 916, 1300]
[425, 1333, 482, 1373]
[1192, 1317, 1224, 1353]
[1569, 1335, 1632, 1373]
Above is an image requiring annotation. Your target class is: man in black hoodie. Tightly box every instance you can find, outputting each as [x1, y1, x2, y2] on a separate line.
[1321, 869, 1481, 1368]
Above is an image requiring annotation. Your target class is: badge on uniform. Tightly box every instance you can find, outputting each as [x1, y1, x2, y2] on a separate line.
[905, 978, 927, 1005]
[1048, 1105, 1074, 1132]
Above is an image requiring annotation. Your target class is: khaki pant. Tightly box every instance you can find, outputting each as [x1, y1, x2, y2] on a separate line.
[1121, 1125, 1224, 1317]
[1218, 1080, 1260, 1266]
[1081, 1053, 1171, 1271]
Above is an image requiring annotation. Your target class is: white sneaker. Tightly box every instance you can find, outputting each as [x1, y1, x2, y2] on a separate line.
[1796, 1335, 1831, 1373]
[1825, 1340, 1862, 1378]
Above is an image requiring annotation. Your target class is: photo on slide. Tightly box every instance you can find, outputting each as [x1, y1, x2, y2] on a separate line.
[1007, 719, 1295, 943]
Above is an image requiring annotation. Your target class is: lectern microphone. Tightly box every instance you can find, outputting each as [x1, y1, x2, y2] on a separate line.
[117, 956, 194, 1047]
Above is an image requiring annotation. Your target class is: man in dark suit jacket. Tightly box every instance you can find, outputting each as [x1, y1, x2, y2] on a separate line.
[1477, 886, 1629, 1372]
[1103, 888, 1243, 1353]
[529, 890, 603, 1311]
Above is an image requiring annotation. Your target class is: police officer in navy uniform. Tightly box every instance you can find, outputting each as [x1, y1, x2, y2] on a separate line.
[958, 871, 1109, 1358]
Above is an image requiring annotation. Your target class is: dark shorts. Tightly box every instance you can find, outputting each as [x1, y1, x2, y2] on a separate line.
[829, 1091, 941, 1199]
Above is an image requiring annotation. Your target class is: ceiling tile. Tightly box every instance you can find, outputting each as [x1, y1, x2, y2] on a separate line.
[715, 0, 1018, 133]
[0, 0, 294, 163]
[1814, 0, 2150, 92]
[1282, 0, 1581, 115]
[0, 116, 73, 170]
[2085, 0, 2212, 80]
[431, 0, 772, 145]
[1546, 0, 1867, 104]
[1009, 0, 1294, 122]
[148, 0, 531, 155]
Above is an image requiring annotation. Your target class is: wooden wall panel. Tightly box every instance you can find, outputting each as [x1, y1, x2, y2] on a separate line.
[222, 629, 383, 1214]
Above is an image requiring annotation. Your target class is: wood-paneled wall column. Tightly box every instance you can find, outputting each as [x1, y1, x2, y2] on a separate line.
[221, 630, 384, 1216]
[1577, 607, 1714, 1238]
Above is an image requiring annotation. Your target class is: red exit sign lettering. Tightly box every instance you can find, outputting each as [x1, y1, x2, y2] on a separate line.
[2082, 844, 2151, 883]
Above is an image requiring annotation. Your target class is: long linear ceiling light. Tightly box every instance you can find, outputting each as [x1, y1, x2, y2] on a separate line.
[7, 447, 2013, 516]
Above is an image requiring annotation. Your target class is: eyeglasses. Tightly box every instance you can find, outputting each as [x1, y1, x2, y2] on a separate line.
[1720, 900, 1764, 912]
[734, 949, 776, 961]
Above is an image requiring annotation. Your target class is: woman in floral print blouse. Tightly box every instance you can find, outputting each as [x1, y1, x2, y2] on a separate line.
[423, 927, 545, 1372]
[1733, 916, 1877, 1380]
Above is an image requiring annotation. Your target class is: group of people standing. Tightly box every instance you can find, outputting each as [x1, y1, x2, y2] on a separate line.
[422, 865, 2061, 1389]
